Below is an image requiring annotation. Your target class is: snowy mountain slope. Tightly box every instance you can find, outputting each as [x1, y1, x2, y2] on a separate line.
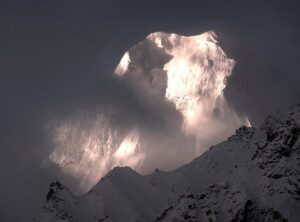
[34, 103, 300, 221]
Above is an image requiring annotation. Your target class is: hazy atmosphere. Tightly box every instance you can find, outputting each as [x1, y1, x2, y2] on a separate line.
[1, 0, 300, 221]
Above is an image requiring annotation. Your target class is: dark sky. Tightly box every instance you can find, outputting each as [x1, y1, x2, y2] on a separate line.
[0, 0, 300, 221]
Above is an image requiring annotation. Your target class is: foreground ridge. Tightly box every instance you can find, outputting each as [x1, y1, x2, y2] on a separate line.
[34, 103, 300, 222]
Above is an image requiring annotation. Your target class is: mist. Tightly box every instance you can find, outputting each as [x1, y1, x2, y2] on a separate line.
[47, 31, 250, 193]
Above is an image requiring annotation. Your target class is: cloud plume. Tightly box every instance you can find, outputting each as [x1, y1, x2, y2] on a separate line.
[47, 31, 249, 193]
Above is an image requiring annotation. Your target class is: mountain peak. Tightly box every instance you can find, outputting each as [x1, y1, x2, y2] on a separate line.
[114, 30, 249, 156]
[146, 30, 218, 49]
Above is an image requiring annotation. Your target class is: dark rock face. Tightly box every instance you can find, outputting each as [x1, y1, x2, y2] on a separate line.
[232, 200, 288, 222]
[33, 182, 76, 221]
[46, 182, 64, 201]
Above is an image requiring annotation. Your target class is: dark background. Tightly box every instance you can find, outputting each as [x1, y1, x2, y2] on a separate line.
[0, 0, 299, 220]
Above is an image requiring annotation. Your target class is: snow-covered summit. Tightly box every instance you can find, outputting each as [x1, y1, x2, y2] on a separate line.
[34, 103, 300, 221]
[114, 31, 249, 156]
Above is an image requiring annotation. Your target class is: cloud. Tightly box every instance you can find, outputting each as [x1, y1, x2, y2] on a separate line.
[46, 31, 249, 193]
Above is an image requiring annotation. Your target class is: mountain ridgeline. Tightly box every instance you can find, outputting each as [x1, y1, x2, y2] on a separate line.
[34, 103, 300, 221]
